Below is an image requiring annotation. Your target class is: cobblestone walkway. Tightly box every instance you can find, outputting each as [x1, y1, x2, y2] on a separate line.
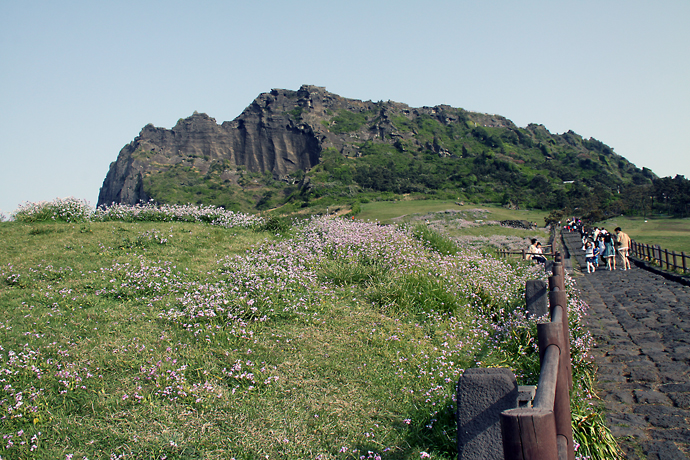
[562, 231, 690, 459]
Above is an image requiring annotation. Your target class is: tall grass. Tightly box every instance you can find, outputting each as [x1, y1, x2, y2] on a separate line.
[411, 224, 460, 256]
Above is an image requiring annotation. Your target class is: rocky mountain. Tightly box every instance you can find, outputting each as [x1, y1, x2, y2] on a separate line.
[98, 85, 654, 214]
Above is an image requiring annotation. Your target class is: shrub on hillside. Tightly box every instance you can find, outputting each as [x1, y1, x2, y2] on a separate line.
[253, 215, 291, 233]
[12, 197, 92, 223]
[411, 223, 460, 255]
[11, 199, 263, 228]
[94, 201, 262, 228]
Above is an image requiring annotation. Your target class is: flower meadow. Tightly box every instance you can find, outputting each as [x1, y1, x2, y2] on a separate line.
[0, 206, 617, 459]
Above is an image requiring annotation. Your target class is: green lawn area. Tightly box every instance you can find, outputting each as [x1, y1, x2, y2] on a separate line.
[357, 200, 690, 255]
[597, 216, 690, 254]
[357, 200, 550, 226]
[0, 219, 537, 459]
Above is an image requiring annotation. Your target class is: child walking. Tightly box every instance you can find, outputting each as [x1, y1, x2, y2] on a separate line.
[585, 241, 599, 273]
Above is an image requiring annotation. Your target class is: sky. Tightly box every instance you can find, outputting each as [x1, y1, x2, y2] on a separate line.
[1, 0, 689, 216]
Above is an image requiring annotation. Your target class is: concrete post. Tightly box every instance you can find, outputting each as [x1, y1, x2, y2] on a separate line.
[457, 368, 518, 460]
[525, 280, 548, 319]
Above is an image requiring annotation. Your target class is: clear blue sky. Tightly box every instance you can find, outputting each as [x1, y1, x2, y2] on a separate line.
[1, 0, 688, 216]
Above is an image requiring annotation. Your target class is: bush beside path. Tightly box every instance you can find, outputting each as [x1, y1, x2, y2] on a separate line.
[562, 231, 690, 459]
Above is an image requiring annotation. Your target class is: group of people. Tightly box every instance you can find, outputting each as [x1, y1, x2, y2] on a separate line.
[582, 226, 631, 273]
[564, 217, 583, 234]
[527, 220, 632, 273]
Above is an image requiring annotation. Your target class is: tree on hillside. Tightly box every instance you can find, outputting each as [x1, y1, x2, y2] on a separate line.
[653, 175, 690, 217]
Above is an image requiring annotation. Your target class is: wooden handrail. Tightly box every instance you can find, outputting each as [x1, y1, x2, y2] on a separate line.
[497, 247, 555, 260]
[500, 253, 574, 460]
[532, 345, 560, 410]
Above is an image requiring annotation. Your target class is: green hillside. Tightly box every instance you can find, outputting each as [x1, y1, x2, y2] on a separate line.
[298, 116, 650, 214]
[117, 88, 661, 219]
[149, 120, 652, 216]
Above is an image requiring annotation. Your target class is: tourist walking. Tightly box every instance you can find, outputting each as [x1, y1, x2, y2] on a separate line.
[594, 232, 606, 268]
[615, 227, 631, 270]
[602, 233, 616, 270]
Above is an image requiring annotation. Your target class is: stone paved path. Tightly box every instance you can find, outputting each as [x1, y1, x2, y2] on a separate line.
[562, 231, 690, 459]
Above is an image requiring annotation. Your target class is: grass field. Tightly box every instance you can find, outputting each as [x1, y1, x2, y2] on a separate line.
[356, 200, 552, 256]
[357, 200, 690, 255]
[0, 215, 616, 459]
[356, 200, 550, 226]
[596, 216, 690, 254]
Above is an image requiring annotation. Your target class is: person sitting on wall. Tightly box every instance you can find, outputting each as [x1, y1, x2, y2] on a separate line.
[528, 238, 547, 264]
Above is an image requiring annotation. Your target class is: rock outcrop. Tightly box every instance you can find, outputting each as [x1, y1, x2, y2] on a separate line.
[98, 85, 516, 207]
[99, 86, 322, 206]
[500, 220, 537, 230]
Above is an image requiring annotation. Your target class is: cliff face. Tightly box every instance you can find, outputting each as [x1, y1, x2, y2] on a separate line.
[99, 86, 320, 206]
[98, 85, 515, 207]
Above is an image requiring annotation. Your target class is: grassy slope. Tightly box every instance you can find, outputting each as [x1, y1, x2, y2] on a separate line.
[0, 215, 619, 460]
[0, 221, 516, 459]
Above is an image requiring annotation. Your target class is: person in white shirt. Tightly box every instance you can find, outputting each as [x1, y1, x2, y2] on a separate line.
[585, 241, 598, 273]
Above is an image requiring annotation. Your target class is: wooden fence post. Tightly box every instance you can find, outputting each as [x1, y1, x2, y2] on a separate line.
[501, 408, 558, 459]
[680, 251, 688, 273]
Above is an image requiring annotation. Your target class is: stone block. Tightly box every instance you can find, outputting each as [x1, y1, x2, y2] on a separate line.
[525, 280, 548, 319]
[667, 393, 690, 409]
[643, 440, 688, 460]
[456, 368, 518, 460]
[629, 367, 660, 383]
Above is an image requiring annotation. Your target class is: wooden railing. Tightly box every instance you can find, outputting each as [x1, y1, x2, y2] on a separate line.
[497, 245, 554, 260]
[630, 240, 689, 274]
[500, 253, 574, 460]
